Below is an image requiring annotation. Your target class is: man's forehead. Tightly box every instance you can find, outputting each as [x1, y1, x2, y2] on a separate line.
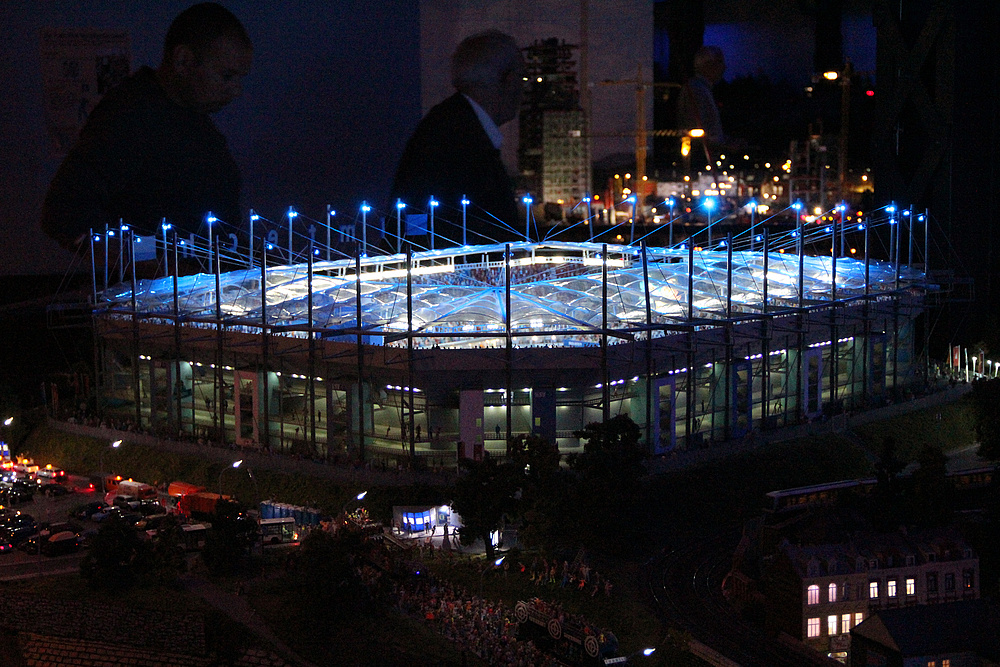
[203, 33, 253, 68]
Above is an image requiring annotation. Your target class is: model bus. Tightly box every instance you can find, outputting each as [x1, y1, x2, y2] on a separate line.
[259, 517, 298, 546]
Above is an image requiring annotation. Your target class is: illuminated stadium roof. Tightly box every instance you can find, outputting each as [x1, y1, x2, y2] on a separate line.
[99, 242, 923, 349]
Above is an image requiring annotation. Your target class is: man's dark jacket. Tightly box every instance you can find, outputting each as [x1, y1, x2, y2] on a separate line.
[390, 93, 519, 246]
[42, 67, 241, 248]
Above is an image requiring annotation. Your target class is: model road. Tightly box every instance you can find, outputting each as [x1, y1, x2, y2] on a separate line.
[649, 527, 838, 667]
[0, 476, 98, 581]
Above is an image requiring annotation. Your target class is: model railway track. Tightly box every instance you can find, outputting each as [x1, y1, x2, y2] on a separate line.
[648, 528, 836, 667]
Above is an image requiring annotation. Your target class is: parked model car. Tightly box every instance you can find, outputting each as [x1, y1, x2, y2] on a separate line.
[35, 466, 68, 485]
[18, 534, 76, 555]
[112, 495, 137, 509]
[3, 523, 39, 547]
[91, 506, 142, 527]
[136, 499, 164, 516]
[11, 460, 38, 475]
[0, 511, 36, 530]
[39, 482, 72, 497]
[0, 481, 35, 504]
[70, 501, 109, 520]
[40, 531, 81, 556]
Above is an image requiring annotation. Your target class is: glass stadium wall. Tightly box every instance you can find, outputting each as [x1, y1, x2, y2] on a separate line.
[93, 289, 924, 466]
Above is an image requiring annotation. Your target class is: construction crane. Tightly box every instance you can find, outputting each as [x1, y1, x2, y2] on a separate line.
[596, 63, 680, 196]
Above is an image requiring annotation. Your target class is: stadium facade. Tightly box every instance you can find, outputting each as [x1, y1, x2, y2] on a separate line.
[92, 228, 928, 465]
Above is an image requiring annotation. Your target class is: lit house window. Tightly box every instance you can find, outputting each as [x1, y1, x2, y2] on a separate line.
[887, 579, 897, 597]
[964, 569, 975, 590]
[906, 578, 915, 596]
[827, 615, 838, 636]
[807, 585, 820, 605]
[828, 582, 838, 602]
[854, 612, 864, 626]
[869, 581, 879, 598]
[807, 617, 821, 638]
[841, 613, 851, 633]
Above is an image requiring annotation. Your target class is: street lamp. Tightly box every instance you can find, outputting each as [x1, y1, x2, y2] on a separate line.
[206, 212, 217, 274]
[665, 197, 676, 247]
[522, 195, 533, 242]
[99, 439, 122, 493]
[1, 417, 12, 465]
[704, 197, 717, 247]
[479, 555, 506, 598]
[361, 202, 372, 255]
[343, 490, 367, 518]
[245, 466, 259, 506]
[395, 200, 406, 254]
[584, 196, 594, 242]
[426, 199, 437, 251]
[603, 647, 656, 665]
[627, 195, 637, 244]
[219, 459, 242, 496]
[461, 196, 470, 246]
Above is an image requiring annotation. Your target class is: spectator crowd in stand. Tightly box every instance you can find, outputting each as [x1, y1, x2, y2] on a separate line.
[392, 574, 565, 667]
[527, 555, 613, 598]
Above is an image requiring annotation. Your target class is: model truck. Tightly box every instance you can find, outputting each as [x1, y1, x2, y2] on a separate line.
[177, 491, 231, 520]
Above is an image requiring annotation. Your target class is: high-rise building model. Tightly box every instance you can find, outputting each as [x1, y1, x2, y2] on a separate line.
[518, 38, 591, 211]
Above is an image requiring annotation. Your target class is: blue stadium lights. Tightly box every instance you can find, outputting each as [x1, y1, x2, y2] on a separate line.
[120, 224, 129, 232]
[206, 212, 217, 224]
[360, 203, 372, 213]
[522, 195, 533, 205]
[824, 227, 833, 234]
[460, 198, 470, 206]
[857, 224, 865, 230]
[917, 214, 925, 222]
[704, 197, 716, 211]
[161, 222, 172, 231]
[886, 204, 896, 213]
[250, 212, 260, 221]
[107, 230, 116, 237]
[396, 201, 406, 210]
[791, 201, 803, 211]
[754, 235, 763, 242]
[429, 198, 439, 208]
[287, 207, 298, 219]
